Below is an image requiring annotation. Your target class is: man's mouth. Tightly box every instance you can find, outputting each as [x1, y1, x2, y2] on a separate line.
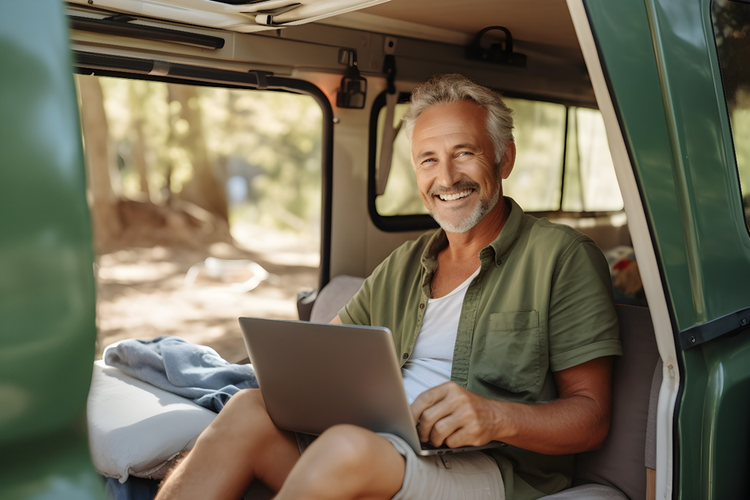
[437, 189, 473, 202]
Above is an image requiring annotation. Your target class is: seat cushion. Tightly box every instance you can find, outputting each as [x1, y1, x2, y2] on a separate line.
[309, 275, 365, 323]
[542, 483, 628, 499]
[573, 304, 659, 500]
[87, 360, 217, 482]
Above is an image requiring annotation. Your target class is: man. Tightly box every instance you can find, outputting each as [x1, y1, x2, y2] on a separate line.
[156, 73, 621, 500]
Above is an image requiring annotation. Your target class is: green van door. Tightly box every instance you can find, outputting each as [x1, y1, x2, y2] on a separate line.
[0, 1, 103, 498]
[580, 0, 750, 498]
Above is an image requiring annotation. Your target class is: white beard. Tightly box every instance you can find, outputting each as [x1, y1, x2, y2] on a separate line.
[430, 182, 501, 233]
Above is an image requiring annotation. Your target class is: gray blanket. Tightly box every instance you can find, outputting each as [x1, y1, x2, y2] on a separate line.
[104, 336, 258, 413]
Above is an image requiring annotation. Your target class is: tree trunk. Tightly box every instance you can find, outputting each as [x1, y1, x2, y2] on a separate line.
[129, 82, 151, 199]
[167, 83, 228, 222]
[77, 75, 122, 252]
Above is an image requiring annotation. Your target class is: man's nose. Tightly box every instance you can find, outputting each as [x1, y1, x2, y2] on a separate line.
[435, 159, 462, 188]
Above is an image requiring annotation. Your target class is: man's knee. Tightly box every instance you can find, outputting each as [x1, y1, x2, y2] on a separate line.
[281, 425, 404, 498]
[315, 424, 377, 465]
[202, 388, 272, 442]
[216, 388, 267, 423]
[225, 387, 265, 410]
[301, 424, 395, 483]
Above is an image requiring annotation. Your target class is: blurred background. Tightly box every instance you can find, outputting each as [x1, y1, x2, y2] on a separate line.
[76, 75, 323, 361]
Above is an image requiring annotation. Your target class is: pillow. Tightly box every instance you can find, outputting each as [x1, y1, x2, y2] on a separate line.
[87, 360, 217, 483]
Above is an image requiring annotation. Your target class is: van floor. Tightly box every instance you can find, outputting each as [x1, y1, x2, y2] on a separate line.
[94, 237, 318, 363]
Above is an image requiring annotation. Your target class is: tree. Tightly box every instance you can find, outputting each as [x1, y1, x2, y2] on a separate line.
[77, 74, 122, 252]
[167, 83, 229, 222]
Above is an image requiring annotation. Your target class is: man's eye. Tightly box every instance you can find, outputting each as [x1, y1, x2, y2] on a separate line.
[457, 151, 472, 157]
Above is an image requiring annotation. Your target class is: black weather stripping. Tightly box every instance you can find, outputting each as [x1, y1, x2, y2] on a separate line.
[679, 307, 750, 350]
[69, 15, 225, 50]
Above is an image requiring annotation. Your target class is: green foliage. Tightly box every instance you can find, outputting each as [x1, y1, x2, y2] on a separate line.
[96, 77, 322, 231]
[503, 98, 567, 211]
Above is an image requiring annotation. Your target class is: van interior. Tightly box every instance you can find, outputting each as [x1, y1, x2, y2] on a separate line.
[6, 1, 667, 499]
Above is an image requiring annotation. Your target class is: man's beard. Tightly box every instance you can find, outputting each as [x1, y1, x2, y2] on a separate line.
[428, 180, 501, 234]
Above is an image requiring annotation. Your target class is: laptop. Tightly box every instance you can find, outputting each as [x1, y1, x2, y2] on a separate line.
[238, 317, 505, 456]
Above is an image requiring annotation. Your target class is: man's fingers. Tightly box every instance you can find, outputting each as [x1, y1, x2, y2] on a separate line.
[442, 416, 489, 448]
[426, 411, 465, 447]
[422, 406, 487, 448]
[415, 396, 456, 444]
[410, 383, 450, 424]
[419, 387, 497, 447]
[412, 383, 472, 445]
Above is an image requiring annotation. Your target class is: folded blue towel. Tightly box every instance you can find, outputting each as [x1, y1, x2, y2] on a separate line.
[103, 336, 258, 413]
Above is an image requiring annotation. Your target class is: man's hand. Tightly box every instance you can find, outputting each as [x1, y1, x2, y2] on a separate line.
[410, 357, 614, 455]
[411, 382, 506, 448]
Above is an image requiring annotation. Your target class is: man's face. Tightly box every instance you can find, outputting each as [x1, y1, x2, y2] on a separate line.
[411, 100, 510, 233]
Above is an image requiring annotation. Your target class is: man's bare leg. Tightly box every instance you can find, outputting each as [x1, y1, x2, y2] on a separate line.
[155, 388, 299, 500]
[276, 424, 406, 500]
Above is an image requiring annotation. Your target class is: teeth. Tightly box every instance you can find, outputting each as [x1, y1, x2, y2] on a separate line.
[438, 190, 472, 201]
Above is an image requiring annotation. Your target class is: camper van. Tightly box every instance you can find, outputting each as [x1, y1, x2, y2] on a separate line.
[2, 0, 750, 499]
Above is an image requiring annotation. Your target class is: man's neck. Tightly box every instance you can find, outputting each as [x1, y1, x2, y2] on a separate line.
[441, 198, 510, 264]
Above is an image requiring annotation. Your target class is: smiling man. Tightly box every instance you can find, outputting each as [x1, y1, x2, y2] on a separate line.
[156, 74, 622, 500]
[412, 97, 511, 235]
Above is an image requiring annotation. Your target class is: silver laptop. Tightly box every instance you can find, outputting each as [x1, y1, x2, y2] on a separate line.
[238, 317, 505, 456]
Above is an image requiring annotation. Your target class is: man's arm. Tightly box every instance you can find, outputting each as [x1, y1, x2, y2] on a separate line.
[411, 356, 613, 455]
[330, 315, 343, 324]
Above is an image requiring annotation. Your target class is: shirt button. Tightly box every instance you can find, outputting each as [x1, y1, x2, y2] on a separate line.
[403, 353, 409, 359]
[419, 303, 425, 309]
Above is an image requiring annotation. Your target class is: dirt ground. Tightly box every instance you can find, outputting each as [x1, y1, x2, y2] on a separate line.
[95, 226, 319, 362]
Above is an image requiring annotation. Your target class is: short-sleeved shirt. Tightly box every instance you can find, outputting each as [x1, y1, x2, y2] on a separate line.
[339, 198, 622, 500]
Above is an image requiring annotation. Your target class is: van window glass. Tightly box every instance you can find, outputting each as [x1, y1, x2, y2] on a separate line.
[373, 97, 621, 218]
[76, 75, 322, 361]
[502, 98, 567, 211]
[375, 101, 428, 216]
[712, 0, 750, 230]
[564, 107, 623, 212]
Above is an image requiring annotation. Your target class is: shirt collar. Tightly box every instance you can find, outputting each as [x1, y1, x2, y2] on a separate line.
[420, 197, 526, 271]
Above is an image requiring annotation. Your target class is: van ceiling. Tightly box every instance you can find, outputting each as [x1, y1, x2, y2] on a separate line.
[361, 0, 579, 50]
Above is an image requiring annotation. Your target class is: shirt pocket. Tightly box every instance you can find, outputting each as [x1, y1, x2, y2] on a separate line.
[474, 310, 543, 393]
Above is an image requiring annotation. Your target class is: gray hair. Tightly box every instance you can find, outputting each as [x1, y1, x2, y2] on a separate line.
[403, 74, 514, 165]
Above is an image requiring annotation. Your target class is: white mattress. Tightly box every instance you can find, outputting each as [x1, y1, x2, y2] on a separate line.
[87, 360, 217, 483]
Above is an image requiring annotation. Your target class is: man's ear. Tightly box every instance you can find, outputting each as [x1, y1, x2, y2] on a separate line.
[499, 141, 516, 180]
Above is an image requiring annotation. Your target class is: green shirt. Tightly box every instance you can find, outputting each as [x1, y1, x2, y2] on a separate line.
[339, 198, 622, 500]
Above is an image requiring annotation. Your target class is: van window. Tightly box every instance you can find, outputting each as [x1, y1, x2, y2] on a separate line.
[503, 98, 567, 212]
[712, 0, 750, 230]
[371, 94, 622, 224]
[563, 107, 623, 212]
[374, 99, 427, 217]
[76, 75, 323, 361]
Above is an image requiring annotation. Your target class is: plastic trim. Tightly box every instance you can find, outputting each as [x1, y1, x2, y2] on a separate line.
[69, 15, 226, 49]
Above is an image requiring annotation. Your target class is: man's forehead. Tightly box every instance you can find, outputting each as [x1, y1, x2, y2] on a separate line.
[411, 101, 489, 148]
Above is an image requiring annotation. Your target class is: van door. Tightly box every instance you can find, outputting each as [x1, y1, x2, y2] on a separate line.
[0, 1, 104, 498]
[570, 0, 750, 498]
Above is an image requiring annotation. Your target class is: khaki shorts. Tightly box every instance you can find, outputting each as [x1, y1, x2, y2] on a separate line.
[296, 433, 505, 500]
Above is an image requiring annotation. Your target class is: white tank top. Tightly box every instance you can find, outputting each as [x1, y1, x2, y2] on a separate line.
[401, 267, 480, 405]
